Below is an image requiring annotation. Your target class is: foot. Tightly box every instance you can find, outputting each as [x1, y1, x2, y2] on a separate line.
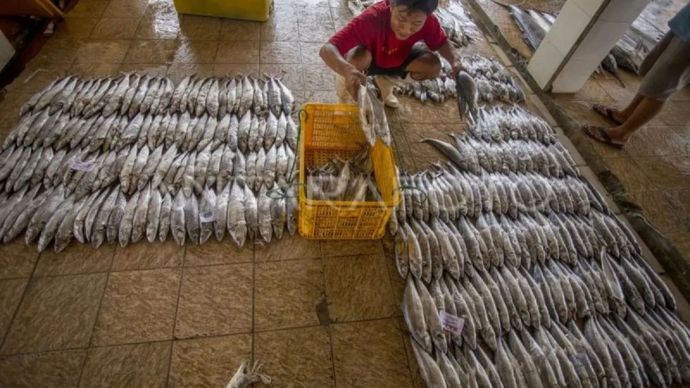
[582, 125, 626, 149]
[592, 104, 626, 125]
[374, 75, 401, 109]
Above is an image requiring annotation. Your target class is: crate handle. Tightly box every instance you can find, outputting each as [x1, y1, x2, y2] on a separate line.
[299, 109, 308, 123]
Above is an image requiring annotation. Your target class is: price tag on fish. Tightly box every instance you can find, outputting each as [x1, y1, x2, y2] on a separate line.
[200, 211, 217, 223]
[68, 159, 96, 171]
[438, 311, 464, 336]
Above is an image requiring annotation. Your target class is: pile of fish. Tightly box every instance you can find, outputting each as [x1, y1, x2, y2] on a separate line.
[359, 84, 392, 145]
[394, 55, 524, 105]
[346, 0, 477, 47]
[0, 73, 301, 251]
[495, 0, 664, 77]
[305, 147, 381, 201]
[391, 105, 690, 388]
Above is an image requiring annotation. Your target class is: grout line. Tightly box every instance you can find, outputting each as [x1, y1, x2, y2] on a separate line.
[319, 254, 338, 387]
[165, 245, 187, 387]
[0, 250, 42, 352]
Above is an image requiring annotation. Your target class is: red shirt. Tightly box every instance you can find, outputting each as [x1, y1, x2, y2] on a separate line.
[329, 0, 447, 69]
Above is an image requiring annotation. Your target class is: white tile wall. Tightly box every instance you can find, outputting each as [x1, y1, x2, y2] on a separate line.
[528, 40, 565, 90]
[599, 0, 651, 23]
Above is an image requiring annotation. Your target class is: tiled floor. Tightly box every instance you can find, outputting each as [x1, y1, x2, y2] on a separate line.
[0, 0, 687, 386]
[475, 0, 690, 267]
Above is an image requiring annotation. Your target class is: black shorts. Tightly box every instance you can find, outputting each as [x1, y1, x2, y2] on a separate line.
[368, 46, 430, 78]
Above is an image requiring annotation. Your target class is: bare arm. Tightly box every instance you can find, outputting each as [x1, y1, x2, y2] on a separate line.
[320, 43, 354, 77]
[319, 43, 366, 99]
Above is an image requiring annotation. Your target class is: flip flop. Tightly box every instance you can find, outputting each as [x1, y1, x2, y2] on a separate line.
[583, 125, 625, 149]
[592, 104, 623, 125]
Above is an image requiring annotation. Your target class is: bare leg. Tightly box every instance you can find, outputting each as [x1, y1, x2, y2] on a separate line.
[405, 52, 442, 81]
[610, 94, 643, 122]
[608, 96, 665, 141]
[345, 46, 372, 72]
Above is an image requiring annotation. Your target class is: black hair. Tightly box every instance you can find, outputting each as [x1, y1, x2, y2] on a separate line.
[391, 0, 438, 14]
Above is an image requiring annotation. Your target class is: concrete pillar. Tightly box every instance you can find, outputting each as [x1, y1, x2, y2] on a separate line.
[527, 0, 650, 93]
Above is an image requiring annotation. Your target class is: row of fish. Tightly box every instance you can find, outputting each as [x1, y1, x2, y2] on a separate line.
[0, 179, 297, 252]
[7, 98, 298, 155]
[392, 99, 690, 386]
[20, 73, 295, 120]
[305, 147, 381, 201]
[395, 54, 523, 106]
[346, 0, 477, 47]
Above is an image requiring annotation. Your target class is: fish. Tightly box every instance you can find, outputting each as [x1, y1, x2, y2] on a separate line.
[456, 71, 478, 118]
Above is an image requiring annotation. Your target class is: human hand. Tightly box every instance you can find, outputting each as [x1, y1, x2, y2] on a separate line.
[343, 65, 366, 101]
[450, 60, 464, 77]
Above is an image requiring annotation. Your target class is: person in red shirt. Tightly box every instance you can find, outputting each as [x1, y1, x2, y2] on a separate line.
[320, 0, 461, 108]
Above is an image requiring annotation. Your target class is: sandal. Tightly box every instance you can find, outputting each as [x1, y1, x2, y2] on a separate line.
[592, 104, 624, 125]
[583, 125, 625, 149]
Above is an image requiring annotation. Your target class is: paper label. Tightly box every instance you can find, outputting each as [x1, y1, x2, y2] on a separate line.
[439, 311, 465, 336]
[69, 159, 96, 171]
[200, 210, 217, 223]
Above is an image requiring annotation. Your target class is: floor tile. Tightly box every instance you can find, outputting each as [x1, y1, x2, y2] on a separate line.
[135, 14, 180, 40]
[67, 0, 109, 18]
[169, 334, 252, 387]
[70, 62, 121, 77]
[255, 259, 324, 331]
[215, 41, 260, 64]
[661, 274, 690, 325]
[102, 0, 149, 18]
[319, 239, 383, 258]
[179, 15, 222, 41]
[124, 40, 177, 64]
[261, 21, 300, 42]
[30, 38, 84, 65]
[331, 319, 413, 388]
[118, 63, 169, 76]
[220, 20, 261, 41]
[382, 238, 405, 316]
[297, 21, 334, 43]
[92, 269, 180, 346]
[111, 240, 183, 271]
[34, 243, 114, 277]
[324, 253, 395, 322]
[299, 42, 322, 64]
[254, 234, 320, 262]
[254, 326, 335, 387]
[1, 274, 107, 354]
[173, 39, 219, 64]
[0, 278, 27, 341]
[89, 17, 142, 40]
[80, 341, 170, 387]
[296, 6, 332, 24]
[660, 101, 690, 126]
[637, 156, 690, 190]
[0, 241, 39, 279]
[168, 63, 215, 83]
[175, 264, 252, 339]
[258, 64, 304, 91]
[54, 17, 99, 39]
[602, 156, 655, 193]
[74, 40, 131, 64]
[213, 63, 260, 77]
[628, 190, 689, 237]
[0, 350, 86, 387]
[7, 62, 72, 95]
[302, 64, 335, 90]
[623, 125, 690, 158]
[260, 41, 302, 64]
[184, 239, 253, 266]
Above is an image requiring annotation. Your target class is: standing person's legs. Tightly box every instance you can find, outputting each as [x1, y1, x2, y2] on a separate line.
[593, 33, 673, 124]
[585, 33, 690, 147]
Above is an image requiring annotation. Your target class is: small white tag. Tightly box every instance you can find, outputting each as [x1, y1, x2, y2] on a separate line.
[69, 158, 96, 171]
[200, 210, 216, 222]
[439, 311, 465, 336]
